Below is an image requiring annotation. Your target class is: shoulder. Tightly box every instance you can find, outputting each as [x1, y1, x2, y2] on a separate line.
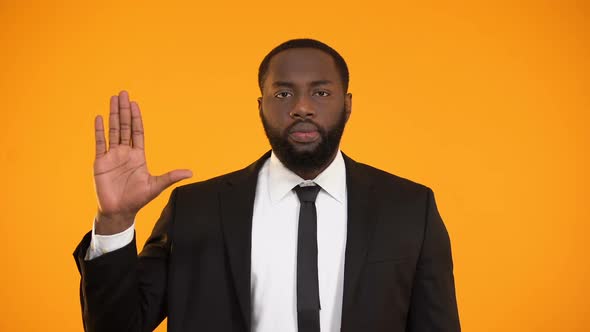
[172, 151, 270, 199]
[344, 154, 433, 202]
[175, 168, 245, 194]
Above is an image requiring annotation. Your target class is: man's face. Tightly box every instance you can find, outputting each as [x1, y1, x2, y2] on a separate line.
[258, 48, 352, 175]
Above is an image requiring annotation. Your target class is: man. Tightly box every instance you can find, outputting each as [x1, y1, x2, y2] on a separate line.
[74, 39, 461, 332]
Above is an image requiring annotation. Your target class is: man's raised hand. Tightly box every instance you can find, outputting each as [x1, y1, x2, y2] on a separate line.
[93, 91, 192, 235]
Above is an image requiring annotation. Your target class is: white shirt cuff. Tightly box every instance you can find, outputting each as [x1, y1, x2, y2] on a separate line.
[84, 219, 135, 261]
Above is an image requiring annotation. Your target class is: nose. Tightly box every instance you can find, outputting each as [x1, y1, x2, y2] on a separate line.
[290, 95, 315, 119]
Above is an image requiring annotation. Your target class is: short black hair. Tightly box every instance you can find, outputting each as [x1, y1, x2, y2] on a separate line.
[258, 38, 350, 93]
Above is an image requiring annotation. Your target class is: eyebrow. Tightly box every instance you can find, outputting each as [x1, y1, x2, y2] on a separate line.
[271, 80, 334, 88]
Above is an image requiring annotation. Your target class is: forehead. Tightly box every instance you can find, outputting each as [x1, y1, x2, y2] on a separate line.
[265, 48, 341, 87]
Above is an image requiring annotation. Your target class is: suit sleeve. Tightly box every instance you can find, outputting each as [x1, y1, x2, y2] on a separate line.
[73, 189, 178, 332]
[406, 188, 461, 331]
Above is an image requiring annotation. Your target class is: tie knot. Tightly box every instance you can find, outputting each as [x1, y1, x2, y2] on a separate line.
[294, 185, 321, 203]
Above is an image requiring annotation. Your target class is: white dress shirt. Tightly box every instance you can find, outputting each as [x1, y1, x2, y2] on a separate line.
[251, 151, 347, 332]
[86, 151, 348, 332]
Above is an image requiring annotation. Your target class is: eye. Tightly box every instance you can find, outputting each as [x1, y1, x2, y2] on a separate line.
[314, 90, 330, 97]
[274, 91, 292, 99]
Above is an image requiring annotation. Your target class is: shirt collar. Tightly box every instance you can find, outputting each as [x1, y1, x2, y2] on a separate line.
[268, 150, 346, 204]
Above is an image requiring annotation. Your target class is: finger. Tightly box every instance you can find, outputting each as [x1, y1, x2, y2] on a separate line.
[118, 91, 132, 146]
[109, 95, 120, 148]
[152, 169, 193, 194]
[130, 101, 144, 150]
[94, 115, 107, 158]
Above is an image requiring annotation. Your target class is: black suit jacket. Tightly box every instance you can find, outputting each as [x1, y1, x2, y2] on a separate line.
[74, 152, 461, 331]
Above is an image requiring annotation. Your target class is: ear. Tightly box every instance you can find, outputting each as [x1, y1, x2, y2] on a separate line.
[257, 97, 262, 112]
[344, 93, 352, 121]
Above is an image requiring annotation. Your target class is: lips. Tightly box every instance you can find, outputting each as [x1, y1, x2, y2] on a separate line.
[288, 122, 320, 143]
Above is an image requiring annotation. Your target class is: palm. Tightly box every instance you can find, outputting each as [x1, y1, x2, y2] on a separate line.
[94, 145, 153, 216]
[92, 91, 192, 231]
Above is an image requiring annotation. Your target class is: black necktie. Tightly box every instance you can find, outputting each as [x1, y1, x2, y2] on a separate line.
[294, 184, 322, 332]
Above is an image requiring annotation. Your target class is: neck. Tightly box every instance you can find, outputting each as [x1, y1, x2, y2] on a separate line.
[288, 150, 339, 180]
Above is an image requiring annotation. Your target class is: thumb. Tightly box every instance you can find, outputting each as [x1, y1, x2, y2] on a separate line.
[152, 169, 193, 194]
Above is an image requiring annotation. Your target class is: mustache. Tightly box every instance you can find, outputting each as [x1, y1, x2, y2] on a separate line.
[286, 120, 323, 134]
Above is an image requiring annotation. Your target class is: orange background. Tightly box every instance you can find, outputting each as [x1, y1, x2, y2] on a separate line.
[0, 0, 588, 331]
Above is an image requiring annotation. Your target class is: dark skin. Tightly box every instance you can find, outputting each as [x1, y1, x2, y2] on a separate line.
[93, 48, 351, 234]
[258, 48, 353, 179]
[93, 91, 193, 235]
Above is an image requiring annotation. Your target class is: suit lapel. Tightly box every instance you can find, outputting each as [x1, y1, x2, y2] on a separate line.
[341, 154, 377, 314]
[218, 151, 376, 328]
[218, 151, 271, 331]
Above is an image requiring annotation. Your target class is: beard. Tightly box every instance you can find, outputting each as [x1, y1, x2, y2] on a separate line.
[260, 108, 348, 176]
